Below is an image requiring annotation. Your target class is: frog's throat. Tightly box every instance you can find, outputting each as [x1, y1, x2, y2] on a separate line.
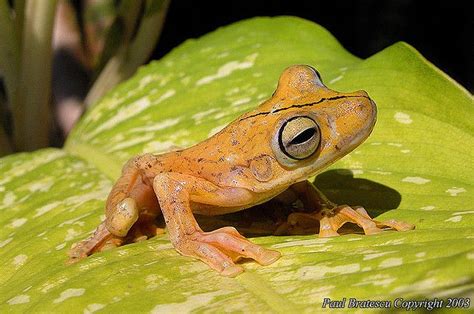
[240, 95, 371, 121]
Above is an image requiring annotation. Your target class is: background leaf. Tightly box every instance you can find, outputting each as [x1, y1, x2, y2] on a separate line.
[1, 16, 473, 312]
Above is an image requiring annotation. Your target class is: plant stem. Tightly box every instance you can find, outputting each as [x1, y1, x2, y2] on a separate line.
[84, 0, 170, 108]
[13, 0, 58, 151]
[127, 0, 169, 72]
[0, 124, 13, 156]
[14, 0, 25, 41]
[0, 0, 20, 112]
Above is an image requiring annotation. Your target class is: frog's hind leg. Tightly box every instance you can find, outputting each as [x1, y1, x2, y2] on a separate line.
[67, 221, 124, 264]
[276, 180, 415, 237]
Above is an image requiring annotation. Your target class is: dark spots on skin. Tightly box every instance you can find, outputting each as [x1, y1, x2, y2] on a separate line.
[335, 144, 341, 151]
[197, 157, 204, 163]
[231, 139, 239, 146]
[230, 165, 244, 176]
[218, 157, 225, 162]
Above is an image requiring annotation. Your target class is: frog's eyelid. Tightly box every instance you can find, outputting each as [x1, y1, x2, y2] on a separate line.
[307, 65, 323, 83]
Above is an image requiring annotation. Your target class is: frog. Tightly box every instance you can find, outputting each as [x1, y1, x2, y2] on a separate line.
[68, 65, 414, 277]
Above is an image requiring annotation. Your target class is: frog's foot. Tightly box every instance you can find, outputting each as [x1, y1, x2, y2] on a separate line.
[67, 222, 124, 264]
[126, 214, 165, 243]
[176, 226, 281, 277]
[285, 205, 415, 237]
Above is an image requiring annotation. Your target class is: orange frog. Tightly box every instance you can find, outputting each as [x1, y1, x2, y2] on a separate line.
[69, 65, 414, 276]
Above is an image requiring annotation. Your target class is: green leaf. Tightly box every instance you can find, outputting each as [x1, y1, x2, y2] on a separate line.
[1, 16, 473, 312]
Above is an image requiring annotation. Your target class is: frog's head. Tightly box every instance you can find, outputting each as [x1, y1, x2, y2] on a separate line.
[241, 65, 377, 179]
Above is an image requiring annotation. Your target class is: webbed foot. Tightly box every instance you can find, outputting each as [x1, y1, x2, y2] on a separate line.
[175, 226, 281, 277]
[284, 205, 415, 237]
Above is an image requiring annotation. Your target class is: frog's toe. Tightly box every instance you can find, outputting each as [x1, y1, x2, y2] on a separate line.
[176, 227, 280, 276]
[320, 205, 414, 236]
[198, 227, 281, 266]
[67, 222, 121, 263]
[106, 198, 139, 237]
[178, 238, 244, 277]
[376, 219, 415, 232]
[283, 205, 414, 237]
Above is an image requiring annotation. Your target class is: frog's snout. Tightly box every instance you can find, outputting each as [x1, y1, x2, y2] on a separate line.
[352, 90, 377, 127]
[329, 90, 377, 152]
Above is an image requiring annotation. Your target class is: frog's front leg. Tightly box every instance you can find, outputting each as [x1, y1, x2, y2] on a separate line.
[278, 181, 415, 237]
[68, 155, 160, 263]
[153, 173, 281, 277]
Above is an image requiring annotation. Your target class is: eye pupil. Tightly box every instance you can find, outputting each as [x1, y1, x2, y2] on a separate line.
[277, 116, 321, 161]
[289, 128, 316, 145]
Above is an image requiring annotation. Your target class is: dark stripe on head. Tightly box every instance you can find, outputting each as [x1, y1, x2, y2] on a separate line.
[240, 95, 370, 121]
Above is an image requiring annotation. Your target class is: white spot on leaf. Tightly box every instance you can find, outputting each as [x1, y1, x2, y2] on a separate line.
[192, 108, 219, 122]
[56, 243, 67, 250]
[53, 288, 85, 303]
[65, 228, 81, 241]
[13, 254, 28, 269]
[84, 303, 105, 313]
[329, 75, 343, 84]
[129, 117, 181, 133]
[370, 170, 392, 175]
[231, 97, 251, 106]
[445, 187, 466, 196]
[394, 112, 413, 124]
[445, 216, 462, 223]
[2, 191, 17, 206]
[144, 140, 180, 153]
[402, 177, 430, 184]
[379, 257, 403, 268]
[420, 205, 435, 211]
[453, 210, 474, 215]
[0, 237, 13, 248]
[7, 294, 30, 305]
[9, 218, 27, 228]
[388, 142, 403, 147]
[34, 202, 61, 217]
[363, 251, 395, 260]
[196, 53, 258, 86]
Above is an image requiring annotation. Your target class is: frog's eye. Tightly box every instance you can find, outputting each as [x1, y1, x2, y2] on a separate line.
[278, 116, 320, 160]
[307, 65, 323, 85]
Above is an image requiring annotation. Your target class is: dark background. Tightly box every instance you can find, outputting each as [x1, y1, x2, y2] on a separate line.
[152, 0, 473, 92]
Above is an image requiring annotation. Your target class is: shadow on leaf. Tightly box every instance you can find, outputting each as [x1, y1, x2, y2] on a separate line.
[198, 168, 402, 237]
[313, 169, 402, 216]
